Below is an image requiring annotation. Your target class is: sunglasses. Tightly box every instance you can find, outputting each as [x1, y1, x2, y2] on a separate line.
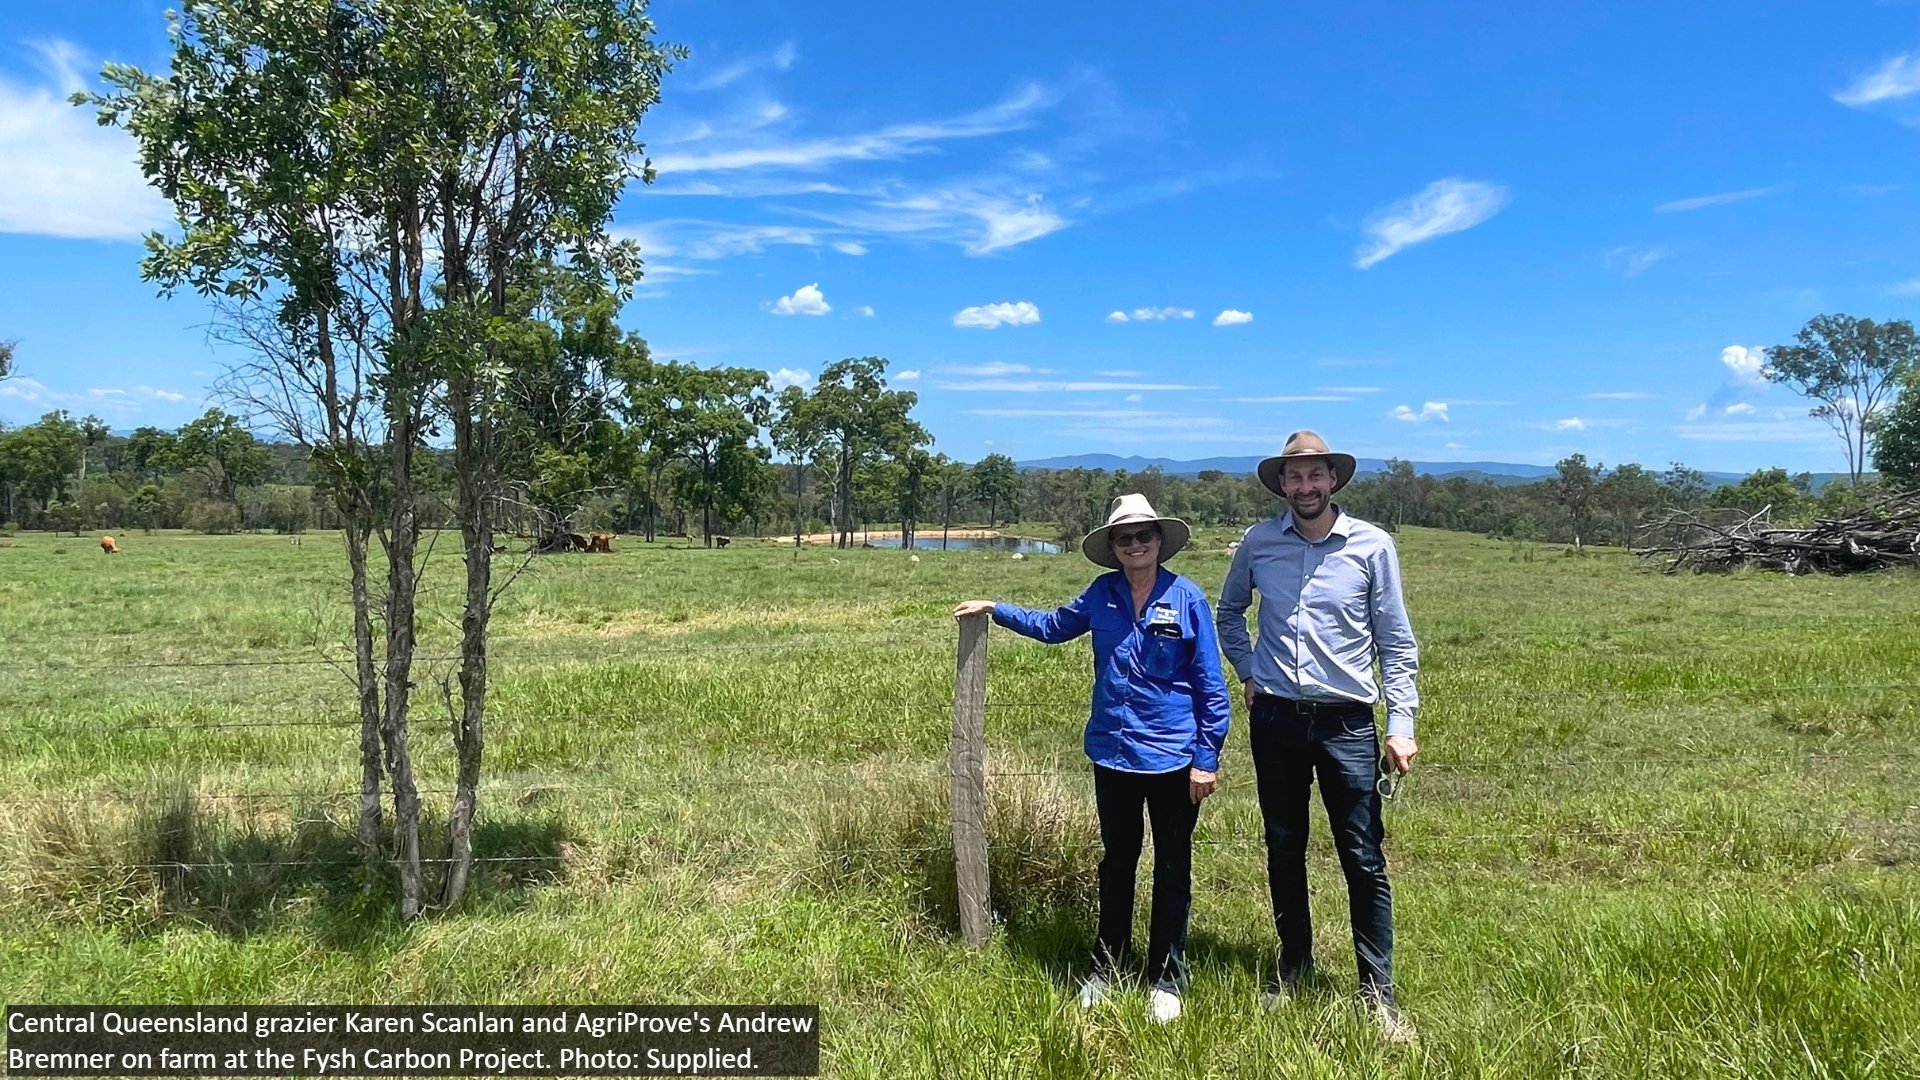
[1110, 528, 1160, 547]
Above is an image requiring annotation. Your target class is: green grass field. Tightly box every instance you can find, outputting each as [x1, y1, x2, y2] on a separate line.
[1, 527, 1916, 1078]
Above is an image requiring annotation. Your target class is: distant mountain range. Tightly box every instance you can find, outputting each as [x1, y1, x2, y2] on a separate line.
[1012, 453, 1815, 488]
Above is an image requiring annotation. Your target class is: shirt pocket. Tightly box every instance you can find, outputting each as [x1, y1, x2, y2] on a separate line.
[1139, 621, 1192, 683]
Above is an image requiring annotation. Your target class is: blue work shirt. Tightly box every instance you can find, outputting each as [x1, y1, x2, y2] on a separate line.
[992, 567, 1232, 773]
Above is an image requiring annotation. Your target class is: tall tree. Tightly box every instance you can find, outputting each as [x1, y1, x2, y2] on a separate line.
[1766, 314, 1918, 485]
[0, 412, 83, 508]
[173, 409, 271, 502]
[87, 0, 679, 916]
[1598, 462, 1661, 546]
[1550, 454, 1598, 549]
[1871, 368, 1920, 489]
[659, 363, 770, 547]
[803, 357, 927, 549]
[970, 452, 1020, 527]
[0, 338, 14, 383]
[769, 384, 825, 550]
[930, 453, 969, 549]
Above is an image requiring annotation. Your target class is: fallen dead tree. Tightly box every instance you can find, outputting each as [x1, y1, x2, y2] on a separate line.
[1637, 490, 1920, 575]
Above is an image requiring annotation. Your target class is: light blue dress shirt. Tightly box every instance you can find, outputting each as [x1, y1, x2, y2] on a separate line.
[1215, 508, 1421, 738]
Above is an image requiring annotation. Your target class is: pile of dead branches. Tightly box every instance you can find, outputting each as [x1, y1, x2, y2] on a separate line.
[1637, 490, 1920, 575]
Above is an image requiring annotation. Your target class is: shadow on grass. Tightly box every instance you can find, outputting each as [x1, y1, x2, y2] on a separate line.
[14, 793, 575, 946]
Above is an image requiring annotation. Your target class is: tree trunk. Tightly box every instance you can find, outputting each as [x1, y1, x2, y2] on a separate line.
[382, 413, 424, 921]
[791, 461, 804, 552]
[345, 518, 383, 860]
[441, 373, 492, 912]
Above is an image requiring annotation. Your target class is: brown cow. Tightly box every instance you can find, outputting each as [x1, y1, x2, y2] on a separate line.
[100, 535, 120, 554]
[587, 532, 614, 553]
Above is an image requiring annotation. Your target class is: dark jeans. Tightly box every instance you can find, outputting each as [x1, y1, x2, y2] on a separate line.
[1091, 764, 1199, 993]
[1248, 695, 1395, 1000]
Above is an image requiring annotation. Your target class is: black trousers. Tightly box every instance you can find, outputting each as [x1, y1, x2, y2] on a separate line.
[1091, 764, 1200, 992]
[1248, 695, 1396, 1000]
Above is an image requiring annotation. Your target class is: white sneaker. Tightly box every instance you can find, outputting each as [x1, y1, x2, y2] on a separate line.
[1147, 988, 1182, 1024]
[1076, 974, 1111, 1009]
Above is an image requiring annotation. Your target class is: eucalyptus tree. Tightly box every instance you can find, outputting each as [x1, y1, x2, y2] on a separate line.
[1766, 315, 1918, 486]
[84, 0, 679, 915]
[803, 357, 927, 548]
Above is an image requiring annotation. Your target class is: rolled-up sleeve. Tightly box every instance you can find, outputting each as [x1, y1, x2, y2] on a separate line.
[1368, 537, 1420, 738]
[1216, 537, 1256, 682]
[1185, 591, 1232, 772]
[992, 583, 1095, 644]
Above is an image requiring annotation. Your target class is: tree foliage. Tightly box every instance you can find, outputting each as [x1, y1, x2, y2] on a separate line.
[1766, 314, 1918, 485]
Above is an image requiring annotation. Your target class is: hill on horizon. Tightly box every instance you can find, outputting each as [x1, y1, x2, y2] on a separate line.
[1011, 453, 1836, 488]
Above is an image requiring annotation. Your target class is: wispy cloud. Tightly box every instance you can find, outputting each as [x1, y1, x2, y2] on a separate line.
[0, 376, 195, 417]
[1889, 279, 1920, 296]
[1213, 309, 1253, 326]
[1654, 186, 1786, 213]
[1676, 419, 1828, 443]
[854, 304, 875, 317]
[769, 283, 831, 316]
[1583, 391, 1658, 400]
[895, 369, 919, 381]
[1107, 306, 1196, 323]
[1389, 401, 1450, 423]
[1553, 417, 1586, 432]
[653, 83, 1053, 174]
[1604, 244, 1671, 277]
[1832, 53, 1920, 107]
[1099, 369, 1145, 377]
[935, 378, 1216, 393]
[1235, 395, 1352, 403]
[686, 41, 798, 93]
[1318, 386, 1381, 394]
[946, 361, 1035, 376]
[953, 301, 1040, 329]
[1849, 183, 1904, 197]
[1354, 178, 1508, 269]
[0, 41, 172, 241]
[833, 240, 868, 255]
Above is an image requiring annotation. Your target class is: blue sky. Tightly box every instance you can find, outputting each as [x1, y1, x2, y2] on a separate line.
[4, 1, 1919, 473]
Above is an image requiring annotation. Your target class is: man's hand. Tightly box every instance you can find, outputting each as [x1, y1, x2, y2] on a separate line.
[1189, 768, 1218, 804]
[1382, 735, 1418, 775]
[952, 599, 995, 618]
[1241, 677, 1257, 712]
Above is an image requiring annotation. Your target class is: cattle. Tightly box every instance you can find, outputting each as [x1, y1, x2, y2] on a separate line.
[714, 535, 731, 549]
[100, 535, 120, 555]
[909, 554, 921, 563]
[1011, 552, 1025, 561]
[587, 533, 614, 553]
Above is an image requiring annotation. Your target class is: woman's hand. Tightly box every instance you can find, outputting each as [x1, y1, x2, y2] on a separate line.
[1189, 768, 1218, 804]
[952, 599, 996, 618]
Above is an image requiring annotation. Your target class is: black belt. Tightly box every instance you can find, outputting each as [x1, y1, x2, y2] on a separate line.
[1257, 693, 1366, 717]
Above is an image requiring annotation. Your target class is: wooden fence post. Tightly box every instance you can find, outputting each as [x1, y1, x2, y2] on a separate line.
[951, 611, 991, 947]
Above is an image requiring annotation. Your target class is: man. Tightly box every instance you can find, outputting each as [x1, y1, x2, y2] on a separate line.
[1216, 429, 1420, 1044]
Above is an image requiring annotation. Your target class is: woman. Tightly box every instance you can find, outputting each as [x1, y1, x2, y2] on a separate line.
[953, 494, 1231, 1024]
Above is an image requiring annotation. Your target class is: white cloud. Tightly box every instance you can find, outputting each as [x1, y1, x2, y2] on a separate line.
[1723, 402, 1756, 416]
[895, 369, 920, 381]
[0, 41, 173, 241]
[1583, 391, 1657, 400]
[1213, 309, 1254, 326]
[1099, 369, 1145, 377]
[1684, 404, 1708, 421]
[0, 376, 192, 416]
[1389, 402, 1450, 423]
[947, 361, 1033, 376]
[1124, 393, 1142, 402]
[768, 367, 814, 391]
[1354, 178, 1508, 269]
[1654, 187, 1785, 213]
[1444, 442, 1467, 450]
[1721, 344, 1768, 385]
[855, 304, 875, 317]
[1833, 53, 1920, 107]
[833, 240, 868, 255]
[1553, 417, 1587, 432]
[1112, 306, 1195, 322]
[1390, 401, 1443, 422]
[953, 301, 1040, 329]
[770, 283, 831, 316]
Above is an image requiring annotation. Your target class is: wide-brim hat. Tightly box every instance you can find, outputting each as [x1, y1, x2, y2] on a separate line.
[1256, 429, 1358, 498]
[1081, 493, 1191, 570]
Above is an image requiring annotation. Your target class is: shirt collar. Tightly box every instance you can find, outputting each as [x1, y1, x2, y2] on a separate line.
[1279, 504, 1351, 541]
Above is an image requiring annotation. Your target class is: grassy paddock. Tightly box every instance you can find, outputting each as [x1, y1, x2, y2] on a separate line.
[0, 527, 1916, 1078]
